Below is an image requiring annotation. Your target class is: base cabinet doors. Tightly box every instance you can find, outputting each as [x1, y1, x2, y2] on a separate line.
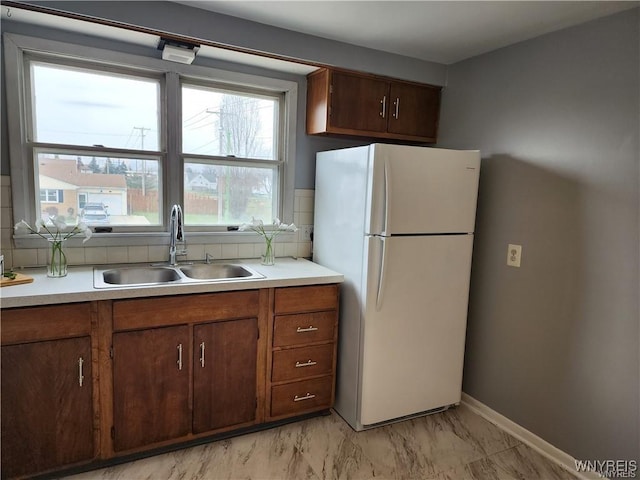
[112, 326, 190, 451]
[1, 337, 94, 478]
[193, 318, 258, 433]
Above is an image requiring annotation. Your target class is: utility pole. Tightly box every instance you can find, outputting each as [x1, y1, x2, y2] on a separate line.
[133, 127, 150, 195]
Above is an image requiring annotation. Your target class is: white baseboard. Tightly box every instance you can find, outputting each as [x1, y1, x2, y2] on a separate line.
[461, 393, 605, 480]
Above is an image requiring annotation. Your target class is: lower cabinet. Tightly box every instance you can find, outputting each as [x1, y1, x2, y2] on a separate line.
[112, 325, 191, 451]
[267, 285, 339, 420]
[110, 291, 261, 453]
[1, 284, 339, 477]
[193, 318, 258, 433]
[1, 304, 95, 479]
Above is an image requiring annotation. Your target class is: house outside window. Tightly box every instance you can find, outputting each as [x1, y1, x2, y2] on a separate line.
[5, 33, 297, 245]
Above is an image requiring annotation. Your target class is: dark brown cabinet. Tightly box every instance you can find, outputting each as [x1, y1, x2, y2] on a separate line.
[267, 285, 339, 420]
[112, 325, 190, 451]
[1, 304, 95, 478]
[0, 284, 339, 477]
[110, 291, 262, 452]
[307, 68, 441, 143]
[193, 318, 258, 433]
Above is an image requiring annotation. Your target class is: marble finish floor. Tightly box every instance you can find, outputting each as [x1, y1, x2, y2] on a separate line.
[65, 405, 578, 480]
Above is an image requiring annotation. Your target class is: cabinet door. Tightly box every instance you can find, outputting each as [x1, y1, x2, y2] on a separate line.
[112, 326, 190, 451]
[1, 337, 93, 478]
[330, 71, 389, 133]
[193, 318, 258, 434]
[387, 82, 441, 139]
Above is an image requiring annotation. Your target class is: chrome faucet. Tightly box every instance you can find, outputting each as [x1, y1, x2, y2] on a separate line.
[168, 204, 187, 266]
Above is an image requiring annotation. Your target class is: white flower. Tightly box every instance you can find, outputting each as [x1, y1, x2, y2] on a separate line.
[239, 217, 297, 240]
[14, 218, 93, 244]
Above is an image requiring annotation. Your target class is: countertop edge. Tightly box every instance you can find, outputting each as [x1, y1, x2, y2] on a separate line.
[0, 258, 344, 309]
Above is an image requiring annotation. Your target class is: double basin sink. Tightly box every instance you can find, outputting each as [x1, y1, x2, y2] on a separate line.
[93, 262, 264, 289]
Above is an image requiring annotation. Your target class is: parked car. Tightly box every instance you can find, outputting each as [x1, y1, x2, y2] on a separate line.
[80, 203, 109, 224]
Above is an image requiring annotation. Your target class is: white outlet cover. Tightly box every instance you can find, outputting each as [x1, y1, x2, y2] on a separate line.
[507, 244, 522, 267]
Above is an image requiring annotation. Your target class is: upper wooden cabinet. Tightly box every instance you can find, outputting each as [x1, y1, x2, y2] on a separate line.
[306, 68, 442, 143]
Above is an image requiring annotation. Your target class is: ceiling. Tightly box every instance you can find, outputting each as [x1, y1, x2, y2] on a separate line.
[174, 1, 637, 64]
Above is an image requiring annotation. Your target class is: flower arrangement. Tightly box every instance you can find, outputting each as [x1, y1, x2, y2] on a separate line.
[15, 217, 92, 277]
[239, 217, 297, 265]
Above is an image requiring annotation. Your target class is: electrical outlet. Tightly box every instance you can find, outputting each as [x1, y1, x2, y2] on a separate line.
[507, 244, 522, 267]
[301, 225, 313, 242]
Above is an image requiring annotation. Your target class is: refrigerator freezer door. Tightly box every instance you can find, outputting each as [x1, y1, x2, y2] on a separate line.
[365, 145, 480, 236]
[359, 234, 474, 427]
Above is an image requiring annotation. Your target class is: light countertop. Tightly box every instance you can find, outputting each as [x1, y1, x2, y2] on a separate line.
[1, 258, 344, 308]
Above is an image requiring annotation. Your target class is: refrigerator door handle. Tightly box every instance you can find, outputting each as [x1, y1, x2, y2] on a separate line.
[382, 159, 390, 235]
[375, 236, 388, 311]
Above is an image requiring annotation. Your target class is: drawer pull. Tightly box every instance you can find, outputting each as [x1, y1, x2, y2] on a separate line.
[293, 392, 316, 402]
[296, 326, 318, 333]
[295, 360, 317, 368]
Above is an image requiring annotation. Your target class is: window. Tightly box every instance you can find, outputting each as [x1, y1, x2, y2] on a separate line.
[182, 83, 281, 226]
[27, 60, 163, 228]
[5, 33, 297, 245]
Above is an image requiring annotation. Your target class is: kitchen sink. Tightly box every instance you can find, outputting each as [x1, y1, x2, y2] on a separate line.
[102, 267, 182, 285]
[179, 264, 253, 280]
[94, 262, 264, 288]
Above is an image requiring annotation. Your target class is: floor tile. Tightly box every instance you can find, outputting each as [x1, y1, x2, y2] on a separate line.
[61, 408, 575, 480]
[487, 444, 578, 480]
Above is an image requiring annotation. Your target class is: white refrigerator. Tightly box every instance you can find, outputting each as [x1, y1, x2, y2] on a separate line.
[313, 143, 480, 431]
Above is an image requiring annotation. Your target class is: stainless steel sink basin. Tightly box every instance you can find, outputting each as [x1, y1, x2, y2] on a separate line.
[102, 267, 181, 285]
[179, 264, 253, 280]
[93, 262, 264, 288]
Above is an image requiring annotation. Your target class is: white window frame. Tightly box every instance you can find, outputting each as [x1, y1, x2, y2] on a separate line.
[5, 33, 297, 248]
[39, 189, 61, 203]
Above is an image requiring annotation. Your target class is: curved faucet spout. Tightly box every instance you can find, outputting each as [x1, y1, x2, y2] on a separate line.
[169, 204, 187, 266]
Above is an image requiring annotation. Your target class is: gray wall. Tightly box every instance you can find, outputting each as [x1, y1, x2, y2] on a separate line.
[438, 8, 639, 463]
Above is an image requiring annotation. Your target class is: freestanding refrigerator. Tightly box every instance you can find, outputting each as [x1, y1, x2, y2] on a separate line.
[313, 143, 480, 431]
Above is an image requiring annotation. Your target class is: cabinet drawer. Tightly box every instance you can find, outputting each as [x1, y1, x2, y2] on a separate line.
[274, 285, 338, 314]
[1, 303, 92, 345]
[273, 311, 336, 347]
[271, 376, 333, 417]
[272, 344, 334, 382]
[113, 290, 259, 330]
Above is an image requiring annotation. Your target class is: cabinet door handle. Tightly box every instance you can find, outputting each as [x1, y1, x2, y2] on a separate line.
[380, 95, 387, 118]
[199, 342, 205, 368]
[295, 360, 317, 368]
[78, 357, 84, 387]
[393, 97, 400, 119]
[177, 344, 183, 371]
[296, 326, 318, 333]
[293, 392, 316, 402]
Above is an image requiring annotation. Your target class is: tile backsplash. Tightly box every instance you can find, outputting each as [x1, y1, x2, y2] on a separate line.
[0, 175, 315, 269]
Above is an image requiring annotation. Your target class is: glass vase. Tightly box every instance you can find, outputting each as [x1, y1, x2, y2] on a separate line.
[261, 237, 275, 266]
[47, 239, 68, 278]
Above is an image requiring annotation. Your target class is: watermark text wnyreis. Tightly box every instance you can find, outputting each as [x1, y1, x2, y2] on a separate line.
[575, 459, 637, 478]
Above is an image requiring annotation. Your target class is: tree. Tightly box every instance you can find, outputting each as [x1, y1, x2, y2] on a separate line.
[88, 158, 101, 173]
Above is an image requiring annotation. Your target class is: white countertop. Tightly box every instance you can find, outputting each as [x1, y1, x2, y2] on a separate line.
[0, 258, 344, 308]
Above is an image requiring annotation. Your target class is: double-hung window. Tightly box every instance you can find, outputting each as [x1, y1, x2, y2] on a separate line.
[181, 82, 282, 226]
[5, 33, 296, 245]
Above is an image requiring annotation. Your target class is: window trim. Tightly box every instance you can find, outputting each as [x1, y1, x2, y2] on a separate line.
[5, 32, 297, 248]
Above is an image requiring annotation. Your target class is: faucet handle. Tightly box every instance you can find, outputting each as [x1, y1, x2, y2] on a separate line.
[205, 253, 215, 264]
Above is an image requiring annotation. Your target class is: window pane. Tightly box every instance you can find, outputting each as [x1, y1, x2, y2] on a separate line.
[184, 162, 276, 226]
[182, 85, 277, 160]
[36, 153, 161, 226]
[31, 63, 160, 150]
